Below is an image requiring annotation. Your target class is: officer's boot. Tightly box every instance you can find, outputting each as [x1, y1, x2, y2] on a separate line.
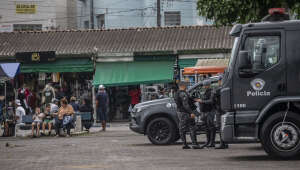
[190, 130, 201, 149]
[181, 133, 191, 149]
[201, 130, 210, 148]
[207, 129, 216, 147]
[215, 133, 229, 149]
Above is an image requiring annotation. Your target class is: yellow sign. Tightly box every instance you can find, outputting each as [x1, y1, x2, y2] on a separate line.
[16, 4, 36, 14]
[31, 53, 40, 62]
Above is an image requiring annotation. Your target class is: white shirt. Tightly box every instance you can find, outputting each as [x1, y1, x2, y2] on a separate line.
[16, 106, 26, 124]
[50, 103, 59, 114]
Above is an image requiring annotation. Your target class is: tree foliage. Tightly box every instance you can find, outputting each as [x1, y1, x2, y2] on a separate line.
[197, 0, 300, 26]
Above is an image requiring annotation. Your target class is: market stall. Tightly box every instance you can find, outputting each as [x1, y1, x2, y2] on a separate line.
[15, 51, 94, 114]
[0, 63, 20, 137]
[93, 55, 176, 120]
[0, 63, 20, 110]
[182, 58, 229, 86]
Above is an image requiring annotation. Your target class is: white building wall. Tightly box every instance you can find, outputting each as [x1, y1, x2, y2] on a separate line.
[94, 0, 144, 29]
[77, 0, 213, 29]
[77, 0, 90, 29]
[0, 0, 77, 32]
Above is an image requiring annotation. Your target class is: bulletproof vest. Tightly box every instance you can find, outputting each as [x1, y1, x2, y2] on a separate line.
[200, 88, 213, 112]
[174, 90, 193, 113]
[174, 90, 183, 110]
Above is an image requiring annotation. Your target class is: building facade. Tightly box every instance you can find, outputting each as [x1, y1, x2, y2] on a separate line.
[77, 0, 213, 29]
[0, 0, 77, 32]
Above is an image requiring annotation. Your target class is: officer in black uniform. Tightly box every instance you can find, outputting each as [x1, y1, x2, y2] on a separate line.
[198, 79, 216, 148]
[175, 82, 201, 149]
[214, 78, 229, 149]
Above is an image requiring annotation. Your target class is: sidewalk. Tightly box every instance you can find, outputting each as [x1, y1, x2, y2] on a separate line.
[2, 122, 130, 138]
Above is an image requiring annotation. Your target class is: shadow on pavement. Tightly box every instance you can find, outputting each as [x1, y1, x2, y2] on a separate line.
[227, 155, 300, 161]
[246, 146, 263, 151]
[128, 141, 212, 147]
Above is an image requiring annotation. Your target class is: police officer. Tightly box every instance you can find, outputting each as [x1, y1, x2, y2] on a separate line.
[175, 82, 201, 149]
[198, 79, 216, 148]
[213, 78, 229, 149]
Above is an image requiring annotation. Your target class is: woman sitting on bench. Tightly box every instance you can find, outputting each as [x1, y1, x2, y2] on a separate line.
[55, 98, 74, 137]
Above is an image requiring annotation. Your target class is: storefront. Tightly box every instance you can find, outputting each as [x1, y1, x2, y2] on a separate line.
[14, 51, 93, 114]
[93, 54, 176, 120]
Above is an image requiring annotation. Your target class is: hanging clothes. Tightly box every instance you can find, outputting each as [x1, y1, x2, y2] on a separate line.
[52, 73, 60, 83]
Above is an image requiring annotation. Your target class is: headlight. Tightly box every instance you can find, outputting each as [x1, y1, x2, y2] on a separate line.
[166, 103, 172, 108]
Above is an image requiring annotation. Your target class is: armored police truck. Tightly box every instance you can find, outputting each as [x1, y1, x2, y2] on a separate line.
[221, 8, 300, 158]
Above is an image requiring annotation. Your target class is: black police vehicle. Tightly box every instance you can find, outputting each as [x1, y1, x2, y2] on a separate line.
[130, 76, 221, 145]
[221, 8, 300, 158]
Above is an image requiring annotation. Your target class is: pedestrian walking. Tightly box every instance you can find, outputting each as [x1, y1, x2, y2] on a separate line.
[96, 85, 109, 131]
[174, 82, 201, 149]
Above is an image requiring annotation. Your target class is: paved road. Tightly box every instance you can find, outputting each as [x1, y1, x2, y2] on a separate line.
[0, 123, 299, 170]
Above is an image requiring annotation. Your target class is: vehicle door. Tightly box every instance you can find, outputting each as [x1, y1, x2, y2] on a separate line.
[232, 30, 286, 111]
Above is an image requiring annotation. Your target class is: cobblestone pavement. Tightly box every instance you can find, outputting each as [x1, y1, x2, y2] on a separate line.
[0, 123, 300, 170]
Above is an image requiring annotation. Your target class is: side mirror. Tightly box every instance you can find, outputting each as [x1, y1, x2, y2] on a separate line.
[238, 51, 250, 69]
[238, 51, 253, 78]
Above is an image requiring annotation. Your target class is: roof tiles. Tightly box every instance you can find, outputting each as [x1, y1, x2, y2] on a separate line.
[0, 26, 234, 57]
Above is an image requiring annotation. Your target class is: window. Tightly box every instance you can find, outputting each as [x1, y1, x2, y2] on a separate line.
[164, 11, 181, 26]
[243, 35, 280, 69]
[13, 24, 42, 31]
[84, 21, 89, 29]
[96, 14, 105, 29]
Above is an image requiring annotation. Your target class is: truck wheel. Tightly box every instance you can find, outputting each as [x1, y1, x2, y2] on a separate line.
[261, 111, 300, 158]
[146, 117, 176, 145]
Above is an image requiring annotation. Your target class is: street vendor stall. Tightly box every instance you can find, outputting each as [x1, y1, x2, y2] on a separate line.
[0, 63, 20, 108]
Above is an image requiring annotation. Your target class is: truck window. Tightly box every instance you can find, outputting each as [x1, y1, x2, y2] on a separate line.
[243, 36, 280, 69]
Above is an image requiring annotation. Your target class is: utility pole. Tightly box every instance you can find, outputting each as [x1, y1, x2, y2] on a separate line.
[90, 0, 94, 29]
[157, 0, 161, 27]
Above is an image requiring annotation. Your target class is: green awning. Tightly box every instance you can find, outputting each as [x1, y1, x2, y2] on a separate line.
[93, 61, 174, 86]
[178, 59, 198, 68]
[20, 58, 93, 73]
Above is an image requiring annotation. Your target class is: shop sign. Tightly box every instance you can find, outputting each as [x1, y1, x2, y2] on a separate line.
[16, 51, 56, 63]
[16, 4, 36, 14]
